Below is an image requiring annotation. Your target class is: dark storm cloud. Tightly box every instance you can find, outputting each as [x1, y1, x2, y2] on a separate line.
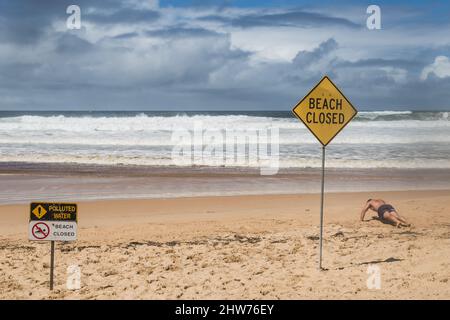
[263, 39, 450, 109]
[0, 0, 158, 44]
[334, 58, 417, 70]
[201, 10, 359, 29]
[84, 9, 160, 25]
[112, 32, 139, 39]
[293, 38, 338, 67]
[0, 0, 62, 44]
[55, 33, 94, 53]
[145, 27, 222, 38]
[198, 14, 230, 24]
[0, 62, 42, 87]
[334, 43, 450, 80]
[349, 76, 450, 110]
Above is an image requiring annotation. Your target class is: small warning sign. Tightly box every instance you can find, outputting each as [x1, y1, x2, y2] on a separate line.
[29, 202, 78, 241]
[292, 76, 357, 146]
[30, 202, 77, 221]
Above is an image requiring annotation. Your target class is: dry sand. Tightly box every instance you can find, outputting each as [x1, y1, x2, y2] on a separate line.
[0, 190, 449, 299]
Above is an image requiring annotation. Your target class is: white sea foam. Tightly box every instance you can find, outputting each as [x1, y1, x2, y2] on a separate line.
[0, 111, 449, 169]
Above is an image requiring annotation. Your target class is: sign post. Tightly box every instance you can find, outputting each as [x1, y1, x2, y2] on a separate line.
[319, 145, 325, 270]
[292, 76, 357, 270]
[50, 240, 55, 290]
[29, 202, 78, 290]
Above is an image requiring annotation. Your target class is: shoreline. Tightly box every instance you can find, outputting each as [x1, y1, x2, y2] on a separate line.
[2, 161, 450, 175]
[1, 164, 450, 205]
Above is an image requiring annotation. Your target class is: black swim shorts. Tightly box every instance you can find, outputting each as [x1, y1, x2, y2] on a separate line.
[377, 204, 395, 219]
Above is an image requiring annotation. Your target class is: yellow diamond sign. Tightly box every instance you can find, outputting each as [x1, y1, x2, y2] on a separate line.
[292, 76, 357, 146]
[32, 204, 47, 219]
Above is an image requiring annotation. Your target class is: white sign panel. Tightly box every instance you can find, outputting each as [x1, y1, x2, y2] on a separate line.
[29, 220, 77, 241]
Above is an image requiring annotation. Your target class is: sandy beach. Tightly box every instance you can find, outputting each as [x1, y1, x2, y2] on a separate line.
[1, 188, 449, 299]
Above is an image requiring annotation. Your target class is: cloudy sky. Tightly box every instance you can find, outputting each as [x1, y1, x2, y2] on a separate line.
[1, 0, 450, 111]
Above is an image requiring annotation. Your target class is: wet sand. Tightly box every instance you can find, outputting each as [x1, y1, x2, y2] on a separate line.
[1, 163, 450, 204]
[1, 189, 449, 299]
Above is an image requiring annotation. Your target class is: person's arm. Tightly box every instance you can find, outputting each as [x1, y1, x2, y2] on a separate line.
[360, 202, 371, 221]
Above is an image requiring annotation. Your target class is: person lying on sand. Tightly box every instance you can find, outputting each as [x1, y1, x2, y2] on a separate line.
[360, 199, 410, 227]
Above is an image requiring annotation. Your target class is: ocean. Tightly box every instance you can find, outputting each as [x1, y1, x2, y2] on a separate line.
[0, 110, 449, 170]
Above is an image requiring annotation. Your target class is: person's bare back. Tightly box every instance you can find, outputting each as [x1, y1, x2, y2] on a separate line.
[360, 198, 410, 227]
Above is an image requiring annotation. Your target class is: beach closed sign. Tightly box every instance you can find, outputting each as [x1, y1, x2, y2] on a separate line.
[29, 202, 77, 241]
[292, 76, 357, 146]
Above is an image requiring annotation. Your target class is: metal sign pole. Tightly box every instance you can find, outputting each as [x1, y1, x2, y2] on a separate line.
[50, 240, 55, 290]
[319, 145, 326, 270]
[291, 76, 357, 271]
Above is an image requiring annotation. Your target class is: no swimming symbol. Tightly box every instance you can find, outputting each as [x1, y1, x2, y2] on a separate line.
[32, 222, 50, 240]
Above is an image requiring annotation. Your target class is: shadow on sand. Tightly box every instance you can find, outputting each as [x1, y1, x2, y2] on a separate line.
[371, 216, 396, 226]
[333, 257, 404, 271]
